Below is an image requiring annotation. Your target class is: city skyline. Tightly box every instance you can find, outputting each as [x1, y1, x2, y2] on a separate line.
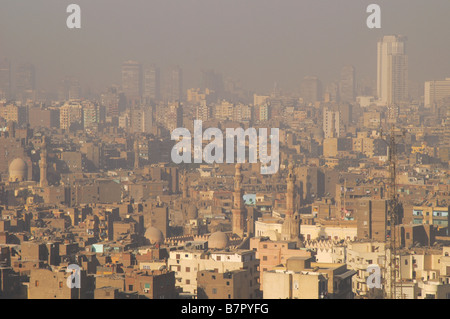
[1, 0, 450, 94]
[0, 0, 449, 302]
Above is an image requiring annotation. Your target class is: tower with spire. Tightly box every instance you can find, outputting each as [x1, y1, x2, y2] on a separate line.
[281, 162, 300, 241]
[232, 163, 245, 238]
[182, 172, 189, 199]
[134, 138, 139, 170]
[39, 136, 48, 187]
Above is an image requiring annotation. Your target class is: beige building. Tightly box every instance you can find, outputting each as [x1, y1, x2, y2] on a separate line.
[424, 78, 450, 107]
[167, 248, 259, 296]
[263, 268, 327, 299]
[263, 256, 355, 299]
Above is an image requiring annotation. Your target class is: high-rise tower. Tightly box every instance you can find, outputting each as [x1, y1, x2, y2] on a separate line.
[166, 65, 183, 103]
[143, 64, 160, 104]
[122, 60, 143, 105]
[0, 58, 11, 100]
[339, 65, 355, 103]
[377, 35, 408, 105]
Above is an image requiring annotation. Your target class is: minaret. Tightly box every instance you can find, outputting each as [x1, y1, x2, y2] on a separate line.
[286, 162, 295, 215]
[134, 139, 139, 170]
[282, 162, 300, 241]
[40, 136, 48, 187]
[232, 163, 245, 238]
[182, 172, 189, 199]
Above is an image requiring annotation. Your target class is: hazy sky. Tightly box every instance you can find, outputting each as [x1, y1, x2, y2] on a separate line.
[1, 0, 449, 93]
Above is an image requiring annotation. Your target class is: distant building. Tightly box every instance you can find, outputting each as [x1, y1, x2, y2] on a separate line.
[340, 65, 356, 103]
[424, 78, 450, 107]
[301, 76, 322, 104]
[377, 35, 408, 105]
[122, 60, 143, 105]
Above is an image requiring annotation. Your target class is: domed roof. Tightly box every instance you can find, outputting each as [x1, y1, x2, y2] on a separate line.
[9, 158, 28, 182]
[9, 158, 27, 172]
[208, 231, 229, 249]
[144, 227, 164, 245]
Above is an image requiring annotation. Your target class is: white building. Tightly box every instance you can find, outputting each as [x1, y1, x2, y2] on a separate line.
[377, 35, 408, 105]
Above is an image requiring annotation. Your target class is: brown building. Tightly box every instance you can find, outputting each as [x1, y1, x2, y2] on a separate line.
[355, 199, 393, 241]
[197, 269, 255, 299]
[28, 268, 88, 299]
[123, 269, 176, 299]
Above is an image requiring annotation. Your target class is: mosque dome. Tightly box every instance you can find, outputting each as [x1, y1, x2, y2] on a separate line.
[9, 158, 28, 182]
[144, 227, 164, 245]
[208, 231, 229, 250]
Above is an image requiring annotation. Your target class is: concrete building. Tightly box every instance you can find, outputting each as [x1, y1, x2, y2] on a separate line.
[424, 78, 450, 107]
[167, 247, 259, 297]
[377, 35, 408, 105]
[197, 269, 255, 299]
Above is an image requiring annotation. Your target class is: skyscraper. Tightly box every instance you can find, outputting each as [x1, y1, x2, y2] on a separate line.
[301, 76, 322, 104]
[0, 58, 11, 100]
[339, 65, 355, 103]
[143, 64, 160, 104]
[59, 76, 81, 101]
[377, 35, 408, 105]
[122, 60, 143, 105]
[16, 63, 36, 96]
[201, 69, 224, 97]
[166, 65, 183, 103]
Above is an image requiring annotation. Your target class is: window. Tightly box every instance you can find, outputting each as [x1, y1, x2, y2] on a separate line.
[186, 267, 190, 272]
[406, 233, 410, 240]
[128, 285, 133, 291]
[217, 256, 221, 261]
[59, 282, 63, 288]
[212, 275, 216, 280]
[176, 254, 180, 259]
[405, 259, 408, 265]
[186, 280, 190, 285]
[226, 281, 230, 286]
[35, 281, 39, 287]
[263, 256, 267, 261]
[212, 288, 217, 294]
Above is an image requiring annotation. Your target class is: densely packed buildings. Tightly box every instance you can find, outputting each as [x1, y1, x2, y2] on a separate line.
[0, 35, 449, 299]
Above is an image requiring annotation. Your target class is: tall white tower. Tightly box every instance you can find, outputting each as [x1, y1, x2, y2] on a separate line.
[377, 35, 408, 105]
